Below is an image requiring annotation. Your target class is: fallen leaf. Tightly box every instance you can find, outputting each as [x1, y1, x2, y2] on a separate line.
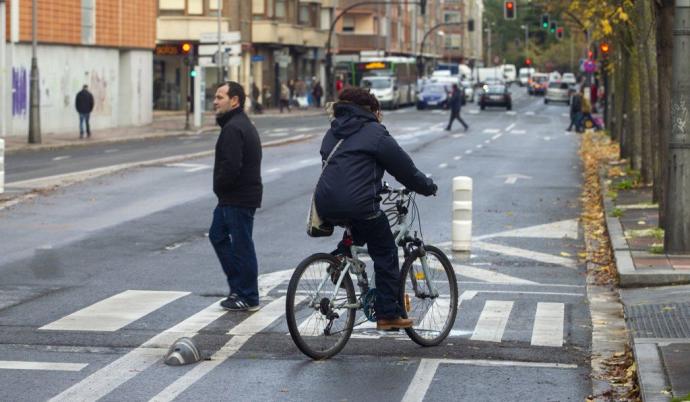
[560, 252, 572, 257]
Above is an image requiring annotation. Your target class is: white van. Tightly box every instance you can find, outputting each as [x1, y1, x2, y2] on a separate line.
[519, 68, 536, 86]
[502, 64, 517, 83]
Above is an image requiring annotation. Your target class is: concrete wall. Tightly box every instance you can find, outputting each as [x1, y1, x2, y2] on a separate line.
[3, 43, 152, 137]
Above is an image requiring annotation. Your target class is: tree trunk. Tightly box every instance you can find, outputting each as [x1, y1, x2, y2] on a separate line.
[637, 0, 654, 184]
[618, 46, 631, 159]
[656, 0, 674, 229]
[643, 0, 660, 195]
[628, 45, 643, 172]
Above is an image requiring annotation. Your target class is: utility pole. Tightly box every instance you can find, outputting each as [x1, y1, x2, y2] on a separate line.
[0, 0, 6, 139]
[28, 0, 41, 144]
[665, 0, 690, 253]
[485, 26, 492, 67]
[217, 0, 222, 83]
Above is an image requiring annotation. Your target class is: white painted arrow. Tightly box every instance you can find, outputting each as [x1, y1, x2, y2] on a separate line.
[496, 174, 532, 184]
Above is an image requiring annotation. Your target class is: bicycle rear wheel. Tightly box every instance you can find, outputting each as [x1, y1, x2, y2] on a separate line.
[399, 245, 458, 347]
[286, 253, 356, 360]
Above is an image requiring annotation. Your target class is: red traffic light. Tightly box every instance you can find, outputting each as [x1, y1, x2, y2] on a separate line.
[506, 1, 513, 8]
[525, 58, 532, 66]
[504, 1, 516, 19]
[588, 50, 593, 59]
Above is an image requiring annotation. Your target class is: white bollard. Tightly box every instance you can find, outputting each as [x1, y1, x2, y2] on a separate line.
[0, 138, 4, 194]
[452, 176, 472, 251]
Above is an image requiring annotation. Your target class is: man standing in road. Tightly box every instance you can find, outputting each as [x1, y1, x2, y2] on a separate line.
[209, 81, 263, 311]
[567, 89, 583, 132]
[75, 85, 94, 139]
[445, 84, 469, 131]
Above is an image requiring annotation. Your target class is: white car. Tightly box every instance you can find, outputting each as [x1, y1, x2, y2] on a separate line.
[562, 73, 577, 85]
[545, 81, 571, 104]
[549, 71, 562, 82]
[461, 80, 474, 102]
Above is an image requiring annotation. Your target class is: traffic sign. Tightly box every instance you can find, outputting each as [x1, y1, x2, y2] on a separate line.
[198, 44, 241, 57]
[199, 31, 240, 44]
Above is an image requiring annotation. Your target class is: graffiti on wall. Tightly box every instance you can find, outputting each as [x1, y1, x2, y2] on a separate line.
[89, 69, 113, 115]
[12, 67, 28, 117]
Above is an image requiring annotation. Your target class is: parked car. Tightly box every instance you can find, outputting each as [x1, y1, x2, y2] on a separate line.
[480, 84, 512, 110]
[528, 73, 549, 95]
[545, 82, 571, 104]
[416, 83, 450, 110]
[461, 79, 475, 102]
[562, 73, 577, 85]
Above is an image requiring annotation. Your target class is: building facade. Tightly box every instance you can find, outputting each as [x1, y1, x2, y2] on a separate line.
[1, 0, 156, 137]
[441, 0, 483, 67]
[155, 0, 252, 111]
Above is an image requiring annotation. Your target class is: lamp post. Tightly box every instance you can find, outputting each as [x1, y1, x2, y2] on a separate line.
[28, 0, 40, 144]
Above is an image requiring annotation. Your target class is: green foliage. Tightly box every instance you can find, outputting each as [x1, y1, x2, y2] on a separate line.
[671, 393, 690, 402]
[651, 228, 664, 240]
[615, 179, 634, 190]
[607, 190, 618, 201]
[611, 208, 623, 217]
[649, 244, 664, 254]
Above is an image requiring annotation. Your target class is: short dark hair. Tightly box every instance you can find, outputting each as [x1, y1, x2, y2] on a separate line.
[338, 87, 380, 113]
[218, 81, 246, 108]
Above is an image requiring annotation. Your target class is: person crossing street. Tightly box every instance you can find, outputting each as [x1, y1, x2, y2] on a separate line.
[445, 84, 469, 131]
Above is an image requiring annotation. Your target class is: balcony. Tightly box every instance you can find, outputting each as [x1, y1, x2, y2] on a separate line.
[157, 17, 230, 41]
[338, 0, 386, 13]
[253, 20, 328, 48]
[337, 33, 386, 53]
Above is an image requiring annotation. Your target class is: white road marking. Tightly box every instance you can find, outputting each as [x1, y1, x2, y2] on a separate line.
[525, 111, 535, 116]
[52, 156, 71, 161]
[49, 270, 292, 402]
[471, 300, 514, 342]
[452, 134, 464, 138]
[266, 167, 282, 173]
[506, 111, 517, 115]
[468, 110, 480, 114]
[401, 358, 440, 402]
[473, 241, 578, 269]
[0, 361, 88, 372]
[543, 136, 552, 141]
[165, 163, 212, 173]
[269, 132, 290, 138]
[295, 127, 320, 133]
[452, 264, 537, 285]
[531, 302, 565, 347]
[510, 129, 526, 135]
[268, 127, 289, 133]
[40, 290, 189, 332]
[416, 298, 451, 332]
[453, 156, 462, 161]
[491, 133, 502, 140]
[484, 140, 491, 144]
[475, 219, 579, 241]
[477, 290, 582, 297]
[505, 123, 516, 131]
[496, 174, 532, 184]
[562, 113, 570, 117]
[483, 128, 501, 134]
[104, 149, 119, 154]
[152, 296, 295, 402]
[465, 150, 473, 155]
[438, 163, 448, 169]
[476, 144, 483, 149]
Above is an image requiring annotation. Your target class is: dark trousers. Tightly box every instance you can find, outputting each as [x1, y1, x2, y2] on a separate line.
[279, 99, 290, 113]
[567, 112, 582, 131]
[79, 113, 91, 137]
[333, 212, 402, 319]
[314, 96, 322, 108]
[447, 110, 468, 130]
[209, 205, 259, 305]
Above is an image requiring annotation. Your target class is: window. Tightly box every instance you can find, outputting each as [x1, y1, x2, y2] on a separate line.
[81, 0, 95, 44]
[320, 8, 331, 30]
[275, 0, 286, 18]
[188, 0, 203, 15]
[252, 0, 264, 14]
[299, 5, 310, 25]
[342, 16, 354, 32]
[444, 12, 460, 23]
[209, 0, 221, 10]
[444, 34, 461, 49]
[159, 0, 184, 10]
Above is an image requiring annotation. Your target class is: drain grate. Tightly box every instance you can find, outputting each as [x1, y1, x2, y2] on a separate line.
[624, 302, 690, 338]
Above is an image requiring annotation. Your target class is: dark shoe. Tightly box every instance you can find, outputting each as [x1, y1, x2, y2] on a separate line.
[376, 317, 413, 330]
[445, 127, 451, 131]
[221, 294, 259, 312]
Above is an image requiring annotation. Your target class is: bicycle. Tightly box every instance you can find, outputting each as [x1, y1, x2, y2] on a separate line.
[286, 184, 459, 360]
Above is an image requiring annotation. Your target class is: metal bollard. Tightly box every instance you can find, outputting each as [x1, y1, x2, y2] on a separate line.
[0, 138, 4, 194]
[452, 176, 472, 251]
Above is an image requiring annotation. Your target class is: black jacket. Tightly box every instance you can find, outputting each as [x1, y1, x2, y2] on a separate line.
[314, 103, 435, 221]
[75, 89, 94, 114]
[213, 108, 263, 208]
[449, 89, 462, 113]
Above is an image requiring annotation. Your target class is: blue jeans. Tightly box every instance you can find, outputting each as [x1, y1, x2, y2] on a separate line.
[209, 205, 259, 305]
[79, 113, 91, 136]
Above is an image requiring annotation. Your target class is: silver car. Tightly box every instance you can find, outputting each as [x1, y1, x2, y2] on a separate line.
[545, 82, 570, 105]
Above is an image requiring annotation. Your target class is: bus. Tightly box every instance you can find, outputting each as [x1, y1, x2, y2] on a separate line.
[334, 58, 417, 109]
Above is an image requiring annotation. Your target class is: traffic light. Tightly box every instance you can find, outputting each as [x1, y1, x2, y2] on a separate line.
[549, 22, 557, 34]
[179, 42, 193, 55]
[556, 27, 564, 40]
[504, 1, 516, 20]
[541, 14, 550, 30]
[525, 58, 532, 66]
[467, 19, 475, 32]
[190, 69, 197, 78]
[420, 0, 426, 15]
[600, 41, 610, 57]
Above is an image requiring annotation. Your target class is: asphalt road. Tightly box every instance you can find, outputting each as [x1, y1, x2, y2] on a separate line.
[0, 89, 590, 401]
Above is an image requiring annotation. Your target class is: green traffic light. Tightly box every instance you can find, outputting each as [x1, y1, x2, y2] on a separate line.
[190, 70, 197, 78]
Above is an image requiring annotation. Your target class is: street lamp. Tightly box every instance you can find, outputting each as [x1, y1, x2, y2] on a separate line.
[28, 0, 41, 144]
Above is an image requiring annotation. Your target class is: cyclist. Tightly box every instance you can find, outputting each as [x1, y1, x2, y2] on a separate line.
[314, 87, 437, 331]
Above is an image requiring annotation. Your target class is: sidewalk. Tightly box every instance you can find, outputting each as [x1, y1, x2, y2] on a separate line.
[3, 107, 325, 154]
[601, 165, 690, 401]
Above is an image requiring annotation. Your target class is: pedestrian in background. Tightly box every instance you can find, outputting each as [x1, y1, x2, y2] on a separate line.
[251, 82, 263, 114]
[567, 89, 583, 132]
[75, 85, 94, 139]
[445, 84, 468, 131]
[280, 81, 291, 113]
[312, 79, 323, 108]
[209, 81, 263, 311]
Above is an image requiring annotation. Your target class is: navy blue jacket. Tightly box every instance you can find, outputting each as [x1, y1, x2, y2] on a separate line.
[314, 103, 435, 221]
[449, 89, 462, 113]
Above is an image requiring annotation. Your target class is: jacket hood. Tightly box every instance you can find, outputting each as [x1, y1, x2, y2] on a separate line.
[329, 102, 378, 139]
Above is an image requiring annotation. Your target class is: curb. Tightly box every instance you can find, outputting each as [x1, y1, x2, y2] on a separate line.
[0, 133, 315, 211]
[599, 172, 690, 287]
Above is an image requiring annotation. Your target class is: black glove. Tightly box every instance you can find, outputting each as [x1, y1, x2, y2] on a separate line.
[428, 183, 438, 196]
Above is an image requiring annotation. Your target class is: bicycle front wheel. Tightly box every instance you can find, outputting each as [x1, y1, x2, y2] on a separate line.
[286, 253, 356, 360]
[399, 245, 458, 347]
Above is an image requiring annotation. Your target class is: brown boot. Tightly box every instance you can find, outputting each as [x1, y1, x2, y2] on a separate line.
[376, 317, 413, 330]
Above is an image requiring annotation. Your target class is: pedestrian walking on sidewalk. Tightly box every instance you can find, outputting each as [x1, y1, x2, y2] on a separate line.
[75, 85, 94, 139]
[209, 81, 263, 312]
[567, 89, 583, 132]
[312, 79, 323, 108]
[279, 81, 291, 113]
[445, 84, 468, 131]
[251, 82, 263, 114]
